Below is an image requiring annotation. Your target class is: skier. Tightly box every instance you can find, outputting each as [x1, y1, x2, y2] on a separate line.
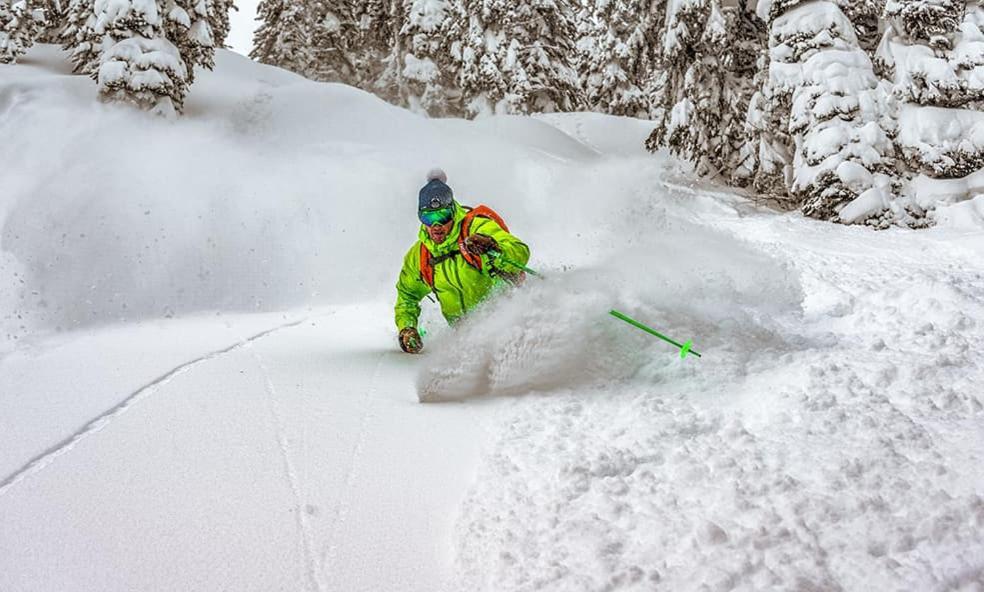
[395, 170, 531, 353]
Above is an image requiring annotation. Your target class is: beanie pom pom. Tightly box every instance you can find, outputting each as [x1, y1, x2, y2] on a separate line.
[426, 168, 447, 184]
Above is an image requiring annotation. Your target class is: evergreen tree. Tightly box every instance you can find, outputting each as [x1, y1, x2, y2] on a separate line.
[749, 0, 896, 220]
[457, 0, 509, 115]
[93, 0, 189, 115]
[879, 1, 984, 179]
[61, 0, 100, 74]
[458, 0, 585, 116]
[576, 0, 660, 117]
[0, 0, 45, 63]
[90, 0, 216, 115]
[166, 0, 217, 78]
[99, 36, 189, 115]
[38, 0, 65, 42]
[882, 0, 981, 108]
[209, 0, 235, 48]
[384, 0, 462, 115]
[885, 0, 963, 46]
[308, 0, 361, 85]
[838, 0, 885, 53]
[250, 0, 313, 76]
[500, 0, 585, 113]
[356, 0, 399, 89]
[647, 0, 765, 181]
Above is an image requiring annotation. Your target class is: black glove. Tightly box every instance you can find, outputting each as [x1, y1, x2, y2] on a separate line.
[399, 327, 423, 354]
[463, 233, 498, 256]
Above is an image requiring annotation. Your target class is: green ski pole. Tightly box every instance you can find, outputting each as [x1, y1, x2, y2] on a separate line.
[488, 251, 701, 359]
[608, 310, 701, 359]
[488, 250, 540, 276]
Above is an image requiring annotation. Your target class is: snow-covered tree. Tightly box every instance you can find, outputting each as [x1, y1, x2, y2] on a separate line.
[89, 0, 215, 115]
[0, 0, 46, 63]
[838, 0, 885, 52]
[354, 0, 399, 88]
[885, 0, 964, 46]
[306, 0, 361, 84]
[60, 0, 221, 112]
[647, 0, 765, 181]
[61, 0, 100, 73]
[878, 1, 984, 180]
[576, 0, 661, 117]
[740, 1, 897, 220]
[209, 0, 234, 48]
[380, 0, 462, 116]
[501, 0, 585, 114]
[458, 0, 585, 116]
[783, 3, 896, 219]
[38, 0, 65, 42]
[93, 0, 189, 115]
[165, 0, 216, 78]
[456, 0, 508, 115]
[250, 0, 313, 75]
[98, 35, 189, 115]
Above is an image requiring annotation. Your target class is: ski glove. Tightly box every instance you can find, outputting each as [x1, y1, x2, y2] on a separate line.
[399, 327, 423, 354]
[463, 233, 497, 256]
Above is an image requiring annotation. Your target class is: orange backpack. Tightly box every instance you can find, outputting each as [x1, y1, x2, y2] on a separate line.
[419, 205, 512, 288]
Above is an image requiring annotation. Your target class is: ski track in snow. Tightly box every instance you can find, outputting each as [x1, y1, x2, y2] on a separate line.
[0, 316, 312, 498]
[320, 349, 385, 577]
[250, 342, 327, 592]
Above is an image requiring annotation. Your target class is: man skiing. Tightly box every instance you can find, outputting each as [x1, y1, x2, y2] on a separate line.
[395, 170, 531, 354]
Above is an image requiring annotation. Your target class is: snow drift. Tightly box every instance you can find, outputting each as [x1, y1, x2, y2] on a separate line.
[0, 46, 655, 351]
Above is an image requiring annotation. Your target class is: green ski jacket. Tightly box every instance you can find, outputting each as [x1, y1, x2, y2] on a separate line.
[394, 203, 530, 330]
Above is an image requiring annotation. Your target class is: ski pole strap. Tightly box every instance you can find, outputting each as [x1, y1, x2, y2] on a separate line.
[608, 309, 702, 359]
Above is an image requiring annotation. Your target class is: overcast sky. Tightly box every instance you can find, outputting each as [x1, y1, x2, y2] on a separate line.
[227, 0, 260, 56]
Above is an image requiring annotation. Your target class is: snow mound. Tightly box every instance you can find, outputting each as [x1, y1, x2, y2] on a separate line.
[533, 111, 657, 157]
[1, 44, 643, 347]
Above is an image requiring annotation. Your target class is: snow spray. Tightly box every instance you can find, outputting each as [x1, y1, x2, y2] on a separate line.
[491, 251, 702, 360]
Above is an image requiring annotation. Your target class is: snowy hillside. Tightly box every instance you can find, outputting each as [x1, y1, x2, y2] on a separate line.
[2, 45, 984, 591]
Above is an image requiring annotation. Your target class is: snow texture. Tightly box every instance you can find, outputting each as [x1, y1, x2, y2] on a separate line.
[2, 43, 984, 592]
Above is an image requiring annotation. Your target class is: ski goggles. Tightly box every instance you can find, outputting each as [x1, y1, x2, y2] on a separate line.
[419, 206, 454, 227]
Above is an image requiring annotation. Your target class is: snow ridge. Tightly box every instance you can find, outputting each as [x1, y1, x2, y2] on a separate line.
[0, 315, 312, 498]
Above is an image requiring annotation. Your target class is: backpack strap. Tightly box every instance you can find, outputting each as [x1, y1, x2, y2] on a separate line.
[419, 245, 461, 288]
[458, 205, 509, 271]
[419, 204, 510, 287]
[419, 243, 434, 288]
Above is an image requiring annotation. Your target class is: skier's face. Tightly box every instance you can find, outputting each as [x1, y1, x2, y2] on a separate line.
[426, 218, 454, 243]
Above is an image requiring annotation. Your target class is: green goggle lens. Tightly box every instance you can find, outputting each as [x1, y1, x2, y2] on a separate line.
[419, 207, 454, 227]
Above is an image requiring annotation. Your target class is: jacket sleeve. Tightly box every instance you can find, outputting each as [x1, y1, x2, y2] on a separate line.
[472, 217, 531, 273]
[395, 244, 431, 331]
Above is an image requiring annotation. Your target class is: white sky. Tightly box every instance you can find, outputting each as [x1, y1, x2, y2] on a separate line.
[226, 0, 260, 56]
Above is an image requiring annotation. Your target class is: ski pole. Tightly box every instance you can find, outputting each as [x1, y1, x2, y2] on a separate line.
[608, 309, 701, 359]
[488, 252, 701, 359]
[488, 250, 541, 276]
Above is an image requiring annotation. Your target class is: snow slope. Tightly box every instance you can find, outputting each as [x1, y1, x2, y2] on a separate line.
[2, 46, 984, 591]
[0, 305, 488, 591]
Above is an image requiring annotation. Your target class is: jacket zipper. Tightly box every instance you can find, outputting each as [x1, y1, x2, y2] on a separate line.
[440, 257, 468, 313]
